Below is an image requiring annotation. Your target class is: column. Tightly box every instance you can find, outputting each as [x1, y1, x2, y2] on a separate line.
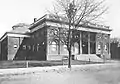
[58, 28, 60, 54]
[108, 34, 111, 56]
[79, 31, 82, 54]
[46, 28, 49, 60]
[101, 33, 104, 58]
[88, 32, 90, 54]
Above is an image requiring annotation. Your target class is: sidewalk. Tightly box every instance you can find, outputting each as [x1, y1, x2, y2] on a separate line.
[0, 62, 120, 76]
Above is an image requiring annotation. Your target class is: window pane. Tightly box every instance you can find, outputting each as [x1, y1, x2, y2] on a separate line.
[90, 42, 96, 54]
[82, 32, 88, 42]
[90, 33, 96, 42]
[23, 45, 26, 50]
[51, 45, 57, 51]
[63, 45, 67, 51]
[51, 41, 57, 51]
[82, 41, 88, 54]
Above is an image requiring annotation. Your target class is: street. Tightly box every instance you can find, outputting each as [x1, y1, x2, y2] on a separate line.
[0, 63, 120, 84]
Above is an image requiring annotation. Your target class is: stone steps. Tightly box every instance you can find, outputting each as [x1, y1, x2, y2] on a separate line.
[75, 54, 103, 62]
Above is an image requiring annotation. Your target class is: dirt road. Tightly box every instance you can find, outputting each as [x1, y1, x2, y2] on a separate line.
[0, 63, 120, 84]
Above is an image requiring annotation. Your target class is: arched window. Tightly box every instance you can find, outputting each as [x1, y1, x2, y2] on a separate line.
[63, 45, 67, 51]
[74, 42, 79, 54]
[51, 41, 58, 51]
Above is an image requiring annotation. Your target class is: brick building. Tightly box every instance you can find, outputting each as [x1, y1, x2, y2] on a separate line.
[0, 14, 112, 61]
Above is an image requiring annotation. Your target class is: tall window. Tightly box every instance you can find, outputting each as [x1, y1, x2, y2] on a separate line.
[74, 42, 79, 55]
[82, 31, 88, 54]
[72, 30, 80, 54]
[51, 41, 57, 51]
[63, 45, 67, 51]
[90, 33, 96, 54]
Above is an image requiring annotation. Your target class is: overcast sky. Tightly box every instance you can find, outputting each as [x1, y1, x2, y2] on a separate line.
[0, 0, 119, 38]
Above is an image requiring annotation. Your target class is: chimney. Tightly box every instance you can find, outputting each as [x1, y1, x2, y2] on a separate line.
[34, 18, 37, 22]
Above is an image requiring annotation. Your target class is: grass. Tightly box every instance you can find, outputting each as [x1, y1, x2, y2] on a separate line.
[0, 60, 102, 69]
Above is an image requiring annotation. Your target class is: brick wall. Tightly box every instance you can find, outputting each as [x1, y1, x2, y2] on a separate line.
[1, 37, 8, 60]
[29, 27, 47, 60]
[6, 27, 47, 61]
[8, 37, 19, 60]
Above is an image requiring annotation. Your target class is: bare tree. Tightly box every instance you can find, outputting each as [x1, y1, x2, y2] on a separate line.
[48, 0, 108, 68]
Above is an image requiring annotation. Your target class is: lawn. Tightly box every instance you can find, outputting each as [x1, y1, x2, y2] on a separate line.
[0, 60, 102, 69]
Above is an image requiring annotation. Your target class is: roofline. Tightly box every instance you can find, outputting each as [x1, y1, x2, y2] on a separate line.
[29, 14, 112, 32]
[6, 32, 30, 35]
[45, 19, 112, 31]
[0, 32, 30, 42]
[0, 32, 7, 42]
[29, 14, 47, 29]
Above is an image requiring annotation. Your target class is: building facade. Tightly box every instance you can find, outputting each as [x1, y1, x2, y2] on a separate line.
[0, 14, 112, 61]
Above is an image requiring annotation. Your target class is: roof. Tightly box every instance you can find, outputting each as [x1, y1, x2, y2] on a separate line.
[29, 14, 112, 32]
[0, 14, 112, 42]
[11, 23, 31, 34]
[0, 23, 31, 42]
[12, 23, 30, 28]
[10, 27, 30, 34]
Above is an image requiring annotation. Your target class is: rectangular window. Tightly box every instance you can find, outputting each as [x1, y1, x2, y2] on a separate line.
[82, 31, 88, 42]
[90, 33, 96, 54]
[90, 42, 96, 54]
[82, 31, 88, 54]
[82, 41, 88, 54]
[23, 45, 26, 50]
[28, 45, 31, 50]
[90, 33, 96, 42]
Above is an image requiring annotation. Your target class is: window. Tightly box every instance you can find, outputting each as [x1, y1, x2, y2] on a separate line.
[98, 44, 101, 50]
[90, 42, 96, 54]
[82, 31, 88, 42]
[72, 30, 79, 40]
[63, 45, 67, 51]
[82, 41, 88, 54]
[50, 28, 58, 36]
[51, 41, 57, 51]
[23, 45, 26, 50]
[82, 31, 88, 54]
[90, 33, 96, 54]
[14, 44, 18, 48]
[74, 42, 79, 54]
[32, 45, 35, 51]
[90, 33, 96, 42]
[104, 44, 108, 51]
[37, 44, 40, 51]
[27, 45, 31, 50]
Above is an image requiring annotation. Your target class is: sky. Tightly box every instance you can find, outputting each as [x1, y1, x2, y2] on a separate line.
[0, 0, 119, 38]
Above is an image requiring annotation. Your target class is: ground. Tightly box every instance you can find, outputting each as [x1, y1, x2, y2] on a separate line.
[0, 62, 120, 84]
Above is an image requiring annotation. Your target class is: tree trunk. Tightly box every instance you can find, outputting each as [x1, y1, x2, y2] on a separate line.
[68, 17, 72, 68]
[68, 47, 71, 68]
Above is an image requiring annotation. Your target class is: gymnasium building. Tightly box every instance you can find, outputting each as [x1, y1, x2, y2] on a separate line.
[0, 14, 112, 61]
